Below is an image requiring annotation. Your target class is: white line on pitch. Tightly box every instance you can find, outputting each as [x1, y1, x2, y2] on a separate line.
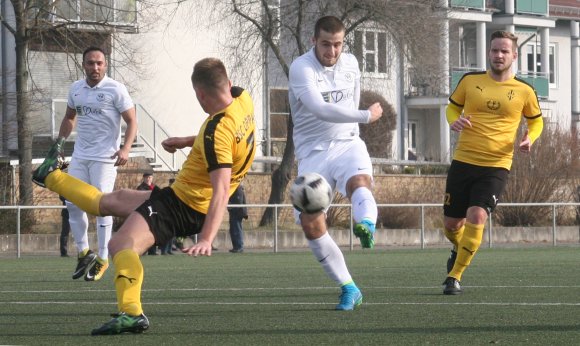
[1, 301, 580, 306]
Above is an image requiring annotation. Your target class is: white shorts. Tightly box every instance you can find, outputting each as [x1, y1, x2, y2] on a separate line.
[298, 137, 373, 195]
[67, 157, 118, 193]
[294, 137, 373, 222]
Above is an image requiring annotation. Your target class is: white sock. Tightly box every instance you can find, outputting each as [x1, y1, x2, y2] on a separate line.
[96, 216, 112, 260]
[351, 187, 378, 224]
[67, 203, 89, 254]
[308, 232, 352, 286]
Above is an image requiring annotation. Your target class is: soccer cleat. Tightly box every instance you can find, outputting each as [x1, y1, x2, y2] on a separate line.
[72, 249, 97, 280]
[442, 277, 463, 295]
[32, 137, 66, 187]
[336, 283, 363, 310]
[91, 312, 149, 335]
[85, 257, 109, 281]
[353, 219, 375, 249]
[446, 248, 457, 274]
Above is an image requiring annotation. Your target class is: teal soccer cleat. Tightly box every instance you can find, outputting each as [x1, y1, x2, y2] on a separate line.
[336, 282, 363, 311]
[353, 219, 375, 249]
[91, 312, 150, 335]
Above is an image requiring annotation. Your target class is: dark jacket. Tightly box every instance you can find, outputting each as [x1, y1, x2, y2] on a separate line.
[228, 185, 248, 219]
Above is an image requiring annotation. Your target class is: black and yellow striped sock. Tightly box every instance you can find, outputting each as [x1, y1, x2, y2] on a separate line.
[113, 249, 144, 316]
[448, 222, 484, 281]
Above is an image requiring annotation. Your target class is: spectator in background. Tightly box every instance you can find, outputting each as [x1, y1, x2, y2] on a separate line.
[137, 173, 160, 255]
[228, 184, 248, 253]
[59, 196, 70, 257]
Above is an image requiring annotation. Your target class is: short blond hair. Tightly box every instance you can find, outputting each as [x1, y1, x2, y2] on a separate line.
[490, 30, 518, 50]
[191, 58, 229, 93]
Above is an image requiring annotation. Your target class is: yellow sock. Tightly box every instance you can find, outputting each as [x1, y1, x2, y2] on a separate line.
[113, 249, 144, 316]
[444, 225, 464, 249]
[45, 169, 103, 216]
[448, 222, 484, 282]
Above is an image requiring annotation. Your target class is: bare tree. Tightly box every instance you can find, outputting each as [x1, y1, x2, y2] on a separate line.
[495, 127, 580, 226]
[0, 1, 173, 230]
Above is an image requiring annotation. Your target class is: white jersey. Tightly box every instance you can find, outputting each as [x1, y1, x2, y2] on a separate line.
[67, 76, 134, 162]
[288, 48, 370, 160]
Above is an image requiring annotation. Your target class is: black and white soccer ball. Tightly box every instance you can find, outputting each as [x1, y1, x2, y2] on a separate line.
[290, 173, 333, 214]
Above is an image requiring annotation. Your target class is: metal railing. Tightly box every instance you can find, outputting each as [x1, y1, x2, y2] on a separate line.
[133, 104, 189, 171]
[2, 202, 579, 258]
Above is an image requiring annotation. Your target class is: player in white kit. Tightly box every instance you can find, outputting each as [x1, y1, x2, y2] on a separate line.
[288, 16, 383, 310]
[43, 47, 137, 282]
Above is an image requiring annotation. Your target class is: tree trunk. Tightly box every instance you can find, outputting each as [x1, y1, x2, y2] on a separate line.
[12, 0, 34, 229]
[259, 115, 295, 226]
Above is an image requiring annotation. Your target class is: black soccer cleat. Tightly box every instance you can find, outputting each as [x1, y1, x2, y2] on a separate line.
[442, 277, 463, 295]
[72, 250, 97, 280]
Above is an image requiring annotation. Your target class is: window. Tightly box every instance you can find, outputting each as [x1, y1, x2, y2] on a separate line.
[408, 121, 417, 151]
[353, 30, 389, 75]
[526, 43, 557, 86]
[268, 89, 290, 156]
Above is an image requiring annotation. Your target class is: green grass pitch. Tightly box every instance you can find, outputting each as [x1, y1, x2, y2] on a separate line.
[1, 247, 579, 345]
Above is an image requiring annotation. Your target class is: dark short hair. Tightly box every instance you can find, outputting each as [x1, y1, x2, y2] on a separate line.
[143, 173, 153, 177]
[82, 47, 106, 61]
[191, 58, 229, 93]
[314, 16, 345, 38]
[490, 31, 518, 50]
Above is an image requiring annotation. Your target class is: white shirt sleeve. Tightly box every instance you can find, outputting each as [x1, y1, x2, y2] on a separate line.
[290, 63, 370, 124]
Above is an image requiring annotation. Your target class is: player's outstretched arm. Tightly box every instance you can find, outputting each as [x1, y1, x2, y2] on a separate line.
[162, 136, 196, 153]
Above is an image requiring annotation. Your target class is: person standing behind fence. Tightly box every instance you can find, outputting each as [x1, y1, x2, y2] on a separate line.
[441, 30, 543, 295]
[59, 196, 71, 257]
[228, 184, 248, 253]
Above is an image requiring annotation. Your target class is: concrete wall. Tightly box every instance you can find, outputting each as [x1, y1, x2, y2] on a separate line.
[1, 226, 579, 257]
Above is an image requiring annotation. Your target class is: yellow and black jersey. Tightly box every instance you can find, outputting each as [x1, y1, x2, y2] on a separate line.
[172, 87, 256, 214]
[449, 71, 542, 170]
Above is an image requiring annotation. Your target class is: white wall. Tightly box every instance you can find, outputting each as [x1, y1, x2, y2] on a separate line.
[120, 5, 264, 141]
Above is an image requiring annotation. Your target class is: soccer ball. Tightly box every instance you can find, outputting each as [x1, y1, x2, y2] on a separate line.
[290, 173, 333, 214]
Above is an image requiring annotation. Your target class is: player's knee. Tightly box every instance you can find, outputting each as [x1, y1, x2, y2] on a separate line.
[300, 212, 326, 240]
[444, 218, 464, 232]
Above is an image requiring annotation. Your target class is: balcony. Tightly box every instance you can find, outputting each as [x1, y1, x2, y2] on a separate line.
[451, 68, 549, 99]
[449, 0, 485, 10]
[27, 0, 138, 33]
[517, 0, 548, 16]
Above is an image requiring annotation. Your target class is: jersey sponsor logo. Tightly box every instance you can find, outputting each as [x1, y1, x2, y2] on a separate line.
[80, 105, 103, 116]
[321, 88, 354, 104]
